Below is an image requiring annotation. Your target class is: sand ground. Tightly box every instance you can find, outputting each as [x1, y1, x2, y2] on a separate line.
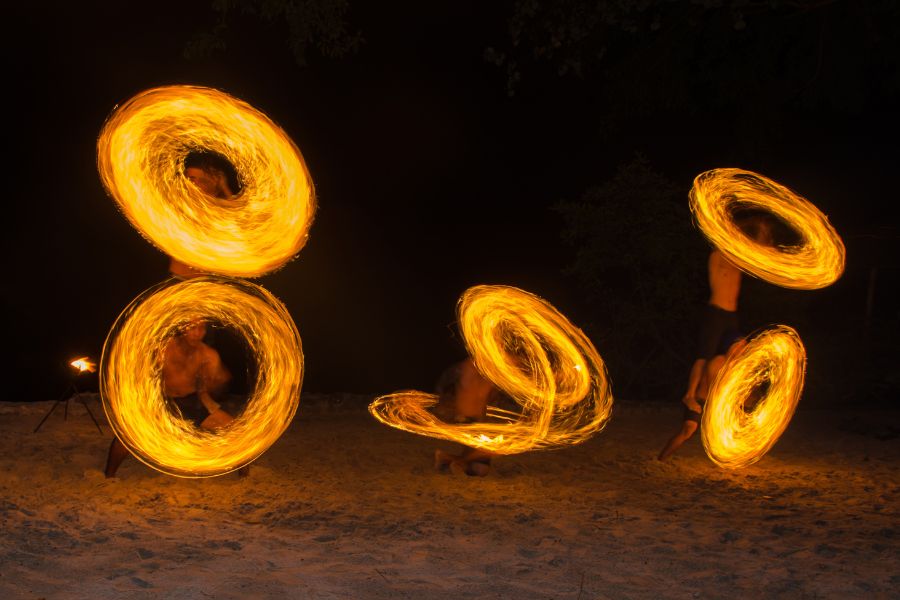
[1, 394, 897, 599]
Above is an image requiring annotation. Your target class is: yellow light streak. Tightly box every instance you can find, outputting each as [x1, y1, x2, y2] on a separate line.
[701, 326, 806, 470]
[689, 168, 845, 289]
[97, 85, 316, 278]
[70, 357, 97, 373]
[369, 285, 613, 454]
[100, 277, 303, 477]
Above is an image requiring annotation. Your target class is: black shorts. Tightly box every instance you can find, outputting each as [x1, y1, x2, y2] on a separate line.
[696, 304, 741, 360]
[684, 399, 705, 424]
[169, 393, 207, 427]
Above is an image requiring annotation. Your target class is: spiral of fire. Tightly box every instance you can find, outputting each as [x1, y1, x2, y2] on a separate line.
[97, 85, 315, 278]
[101, 278, 303, 477]
[689, 168, 844, 289]
[369, 285, 613, 454]
[701, 326, 806, 470]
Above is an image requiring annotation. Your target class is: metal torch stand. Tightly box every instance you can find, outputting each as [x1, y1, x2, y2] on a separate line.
[33, 381, 104, 434]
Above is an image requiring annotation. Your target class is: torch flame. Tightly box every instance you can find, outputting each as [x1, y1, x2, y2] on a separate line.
[97, 85, 316, 278]
[369, 285, 613, 454]
[701, 326, 806, 469]
[100, 277, 303, 478]
[70, 357, 97, 373]
[689, 168, 845, 289]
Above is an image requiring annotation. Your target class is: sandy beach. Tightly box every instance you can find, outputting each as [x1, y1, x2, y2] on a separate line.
[1, 394, 897, 599]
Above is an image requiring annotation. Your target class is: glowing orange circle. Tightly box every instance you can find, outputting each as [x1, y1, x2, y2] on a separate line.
[97, 85, 316, 278]
[369, 285, 613, 454]
[100, 277, 303, 477]
[701, 325, 806, 470]
[689, 168, 845, 289]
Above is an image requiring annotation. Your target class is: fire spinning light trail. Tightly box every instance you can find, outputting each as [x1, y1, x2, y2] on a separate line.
[97, 85, 315, 278]
[701, 326, 806, 470]
[369, 285, 613, 454]
[97, 86, 311, 477]
[689, 168, 845, 289]
[101, 278, 303, 477]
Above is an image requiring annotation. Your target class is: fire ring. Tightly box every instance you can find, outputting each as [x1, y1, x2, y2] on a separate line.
[689, 168, 845, 289]
[100, 277, 303, 477]
[97, 85, 316, 278]
[701, 325, 806, 470]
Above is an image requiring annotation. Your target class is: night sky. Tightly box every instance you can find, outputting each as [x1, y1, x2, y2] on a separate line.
[5, 2, 898, 403]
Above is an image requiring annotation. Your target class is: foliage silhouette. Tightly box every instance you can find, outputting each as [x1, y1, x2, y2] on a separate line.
[556, 155, 709, 399]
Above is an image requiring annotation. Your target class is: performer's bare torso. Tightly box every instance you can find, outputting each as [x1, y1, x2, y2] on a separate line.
[161, 323, 228, 398]
[454, 358, 494, 420]
[707, 249, 742, 311]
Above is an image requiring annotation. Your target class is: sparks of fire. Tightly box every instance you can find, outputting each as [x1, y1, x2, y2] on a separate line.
[689, 168, 845, 289]
[701, 325, 806, 470]
[101, 277, 303, 478]
[97, 85, 316, 278]
[369, 285, 613, 455]
[70, 357, 97, 373]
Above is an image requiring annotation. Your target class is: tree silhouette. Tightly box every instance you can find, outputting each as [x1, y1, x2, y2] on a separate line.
[555, 155, 709, 398]
[186, 0, 363, 66]
[487, 1, 898, 127]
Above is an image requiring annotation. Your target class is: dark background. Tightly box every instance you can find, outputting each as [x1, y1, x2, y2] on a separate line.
[4, 2, 898, 405]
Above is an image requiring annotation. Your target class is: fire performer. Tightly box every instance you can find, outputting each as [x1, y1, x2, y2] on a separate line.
[658, 214, 774, 461]
[104, 155, 248, 478]
[432, 358, 501, 477]
[104, 319, 239, 477]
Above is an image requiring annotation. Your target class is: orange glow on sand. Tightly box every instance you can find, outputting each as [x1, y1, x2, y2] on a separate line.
[70, 357, 97, 373]
[97, 85, 316, 278]
[101, 277, 303, 478]
[689, 168, 845, 289]
[369, 285, 613, 454]
[702, 325, 806, 470]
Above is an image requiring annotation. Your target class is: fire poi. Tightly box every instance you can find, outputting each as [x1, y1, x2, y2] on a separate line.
[101, 278, 302, 477]
[369, 285, 613, 454]
[690, 168, 844, 469]
[97, 85, 315, 278]
[97, 85, 313, 477]
[701, 326, 806, 469]
[689, 168, 845, 290]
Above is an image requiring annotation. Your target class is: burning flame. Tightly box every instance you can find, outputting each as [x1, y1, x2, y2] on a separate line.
[70, 357, 97, 373]
[701, 326, 806, 469]
[100, 277, 303, 477]
[689, 168, 845, 289]
[369, 285, 613, 454]
[97, 85, 316, 278]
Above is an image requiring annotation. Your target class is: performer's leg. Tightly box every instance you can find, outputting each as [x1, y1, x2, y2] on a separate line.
[658, 419, 699, 461]
[104, 437, 130, 478]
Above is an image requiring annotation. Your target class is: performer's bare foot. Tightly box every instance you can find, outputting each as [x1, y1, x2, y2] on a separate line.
[467, 461, 491, 477]
[434, 449, 452, 471]
[449, 459, 468, 477]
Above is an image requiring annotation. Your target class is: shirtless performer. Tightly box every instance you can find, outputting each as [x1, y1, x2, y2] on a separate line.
[160, 319, 233, 430]
[658, 215, 773, 461]
[433, 358, 498, 477]
[103, 320, 238, 477]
